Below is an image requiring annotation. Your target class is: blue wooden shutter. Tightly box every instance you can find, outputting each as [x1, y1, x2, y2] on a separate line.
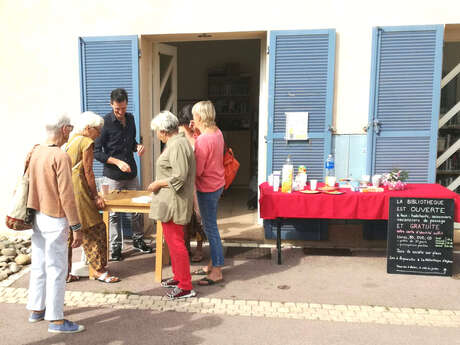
[367, 26, 443, 183]
[265, 30, 335, 240]
[267, 30, 336, 179]
[78, 35, 140, 179]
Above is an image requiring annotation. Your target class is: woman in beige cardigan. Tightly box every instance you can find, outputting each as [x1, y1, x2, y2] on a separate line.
[26, 112, 85, 334]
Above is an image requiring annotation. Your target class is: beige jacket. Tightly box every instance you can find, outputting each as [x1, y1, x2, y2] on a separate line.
[149, 132, 196, 225]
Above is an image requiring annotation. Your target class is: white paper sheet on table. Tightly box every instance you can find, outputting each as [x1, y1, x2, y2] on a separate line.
[131, 196, 152, 203]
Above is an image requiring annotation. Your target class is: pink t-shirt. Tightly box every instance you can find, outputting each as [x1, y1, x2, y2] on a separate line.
[195, 129, 225, 192]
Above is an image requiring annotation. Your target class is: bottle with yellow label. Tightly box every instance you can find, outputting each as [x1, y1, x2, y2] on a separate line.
[281, 155, 293, 193]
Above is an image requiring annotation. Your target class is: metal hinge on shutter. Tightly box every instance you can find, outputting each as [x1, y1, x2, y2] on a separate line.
[267, 46, 270, 55]
[138, 49, 141, 58]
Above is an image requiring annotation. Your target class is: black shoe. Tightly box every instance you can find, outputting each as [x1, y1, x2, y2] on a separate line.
[109, 246, 122, 261]
[133, 239, 153, 253]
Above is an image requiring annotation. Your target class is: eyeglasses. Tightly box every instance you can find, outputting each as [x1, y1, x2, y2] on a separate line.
[65, 125, 74, 131]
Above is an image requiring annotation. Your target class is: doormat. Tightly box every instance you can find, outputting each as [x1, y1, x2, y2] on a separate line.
[225, 247, 271, 260]
[303, 248, 352, 256]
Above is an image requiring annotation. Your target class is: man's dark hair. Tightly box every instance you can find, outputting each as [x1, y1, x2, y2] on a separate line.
[110, 88, 128, 104]
[177, 104, 193, 126]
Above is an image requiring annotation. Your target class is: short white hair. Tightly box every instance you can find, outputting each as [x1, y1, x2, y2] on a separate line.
[72, 111, 104, 134]
[151, 111, 179, 133]
[44, 112, 71, 135]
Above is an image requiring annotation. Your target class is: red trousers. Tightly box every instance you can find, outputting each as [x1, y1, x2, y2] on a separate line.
[162, 221, 192, 290]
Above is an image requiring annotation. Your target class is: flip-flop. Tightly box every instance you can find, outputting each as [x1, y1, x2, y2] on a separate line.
[66, 274, 80, 283]
[191, 253, 204, 262]
[90, 272, 121, 284]
[198, 277, 223, 286]
[192, 268, 208, 275]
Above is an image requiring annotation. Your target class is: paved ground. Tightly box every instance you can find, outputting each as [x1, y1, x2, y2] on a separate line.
[1, 243, 459, 345]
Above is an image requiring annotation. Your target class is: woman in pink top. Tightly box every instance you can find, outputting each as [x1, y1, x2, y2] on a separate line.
[192, 101, 225, 285]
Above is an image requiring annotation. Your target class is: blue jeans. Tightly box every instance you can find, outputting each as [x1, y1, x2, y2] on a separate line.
[104, 177, 144, 249]
[196, 187, 224, 267]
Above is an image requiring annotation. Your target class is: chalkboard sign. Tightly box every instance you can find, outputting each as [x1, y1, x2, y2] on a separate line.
[387, 197, 454, 276]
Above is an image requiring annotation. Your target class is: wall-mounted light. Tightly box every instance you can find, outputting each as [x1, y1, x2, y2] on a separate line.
[198, 33, 212, 38]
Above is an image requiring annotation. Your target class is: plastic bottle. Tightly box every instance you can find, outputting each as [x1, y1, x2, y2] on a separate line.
[281, 154, 293, 193]
[325, 154, 335, 187]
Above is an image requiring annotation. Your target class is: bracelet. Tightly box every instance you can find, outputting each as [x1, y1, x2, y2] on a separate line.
[69, 223, 82, 232]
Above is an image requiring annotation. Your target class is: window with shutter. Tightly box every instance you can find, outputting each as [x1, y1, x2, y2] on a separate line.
[267, 30, 336, 179]
[79, 35, 141, 179]
[367, 26, 444, 183]
[265, 29, 336, 240]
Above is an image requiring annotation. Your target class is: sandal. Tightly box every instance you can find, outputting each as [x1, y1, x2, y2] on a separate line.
[198, 277, 223, 286]
[191, 252, 204, 262]
[66, 274, 80, 283]
[191, 268, 208, 275]
[90, 271, 121, 284]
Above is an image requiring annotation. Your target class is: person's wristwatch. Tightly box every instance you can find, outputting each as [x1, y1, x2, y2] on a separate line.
[69, 223, 82, 232]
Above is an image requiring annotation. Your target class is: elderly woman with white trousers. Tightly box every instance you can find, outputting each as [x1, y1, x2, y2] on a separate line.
[26, 112, 85, 334]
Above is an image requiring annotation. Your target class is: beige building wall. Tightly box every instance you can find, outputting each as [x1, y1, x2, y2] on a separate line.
[1, 0, 460, 227]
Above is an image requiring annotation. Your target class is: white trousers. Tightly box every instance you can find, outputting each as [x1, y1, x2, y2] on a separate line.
[26, 211, 69, 321]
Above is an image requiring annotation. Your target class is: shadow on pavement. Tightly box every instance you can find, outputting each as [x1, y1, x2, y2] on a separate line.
[22, 306, 222, 345]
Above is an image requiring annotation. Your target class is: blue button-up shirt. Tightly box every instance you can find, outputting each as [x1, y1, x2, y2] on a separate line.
[94, 112, 138, 180]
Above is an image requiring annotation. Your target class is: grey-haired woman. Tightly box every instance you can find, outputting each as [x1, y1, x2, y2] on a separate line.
[148, 111, 196, 299]
[26, 112, 85, 333]
[65, 111, 120, 284]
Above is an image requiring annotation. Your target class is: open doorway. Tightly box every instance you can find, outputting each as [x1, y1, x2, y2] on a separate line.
[141, 34, 265, 241]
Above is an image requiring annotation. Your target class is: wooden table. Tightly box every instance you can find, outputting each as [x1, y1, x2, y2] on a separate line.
[102, 190, 166, 282]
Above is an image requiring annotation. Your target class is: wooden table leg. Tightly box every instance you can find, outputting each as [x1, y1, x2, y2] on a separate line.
[154, 221, 163, 282]
[103, 211, 109, 260]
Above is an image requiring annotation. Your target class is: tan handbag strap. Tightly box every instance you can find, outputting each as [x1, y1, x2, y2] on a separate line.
[64, 135, 83, 171]
[24, 144, 40, 175]
[64, 135, 82, 152]
[72, 161, 82, 171]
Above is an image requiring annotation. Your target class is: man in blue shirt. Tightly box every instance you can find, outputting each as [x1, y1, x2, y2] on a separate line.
[94, 88, 152, 261]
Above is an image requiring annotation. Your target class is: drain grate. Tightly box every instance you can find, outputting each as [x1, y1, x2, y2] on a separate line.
[225, 247, 271, 259]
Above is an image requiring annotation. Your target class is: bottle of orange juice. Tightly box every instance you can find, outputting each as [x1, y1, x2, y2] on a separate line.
[281, 155, 293, 193]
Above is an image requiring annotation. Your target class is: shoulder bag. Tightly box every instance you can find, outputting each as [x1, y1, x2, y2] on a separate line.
[223, 144, 240, 190]
[5, 146, 38, 230]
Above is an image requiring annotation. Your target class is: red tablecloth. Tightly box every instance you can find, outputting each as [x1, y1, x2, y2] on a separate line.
[259, 182, 460, 222]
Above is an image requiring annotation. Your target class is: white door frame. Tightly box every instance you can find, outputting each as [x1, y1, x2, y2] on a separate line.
[152, 43, 178, 171]
[140, 32, 267, 210]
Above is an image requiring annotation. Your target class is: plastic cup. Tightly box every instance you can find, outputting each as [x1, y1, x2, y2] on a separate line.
[351, 180, 360, 192]
[101, 184, 109, 196]
[268, 174, 274, 186]
[326, 176, 336, 187]
[310, 179, 318, 191]
[372, 174, 382, 187]
[273, 175, 280, 192]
